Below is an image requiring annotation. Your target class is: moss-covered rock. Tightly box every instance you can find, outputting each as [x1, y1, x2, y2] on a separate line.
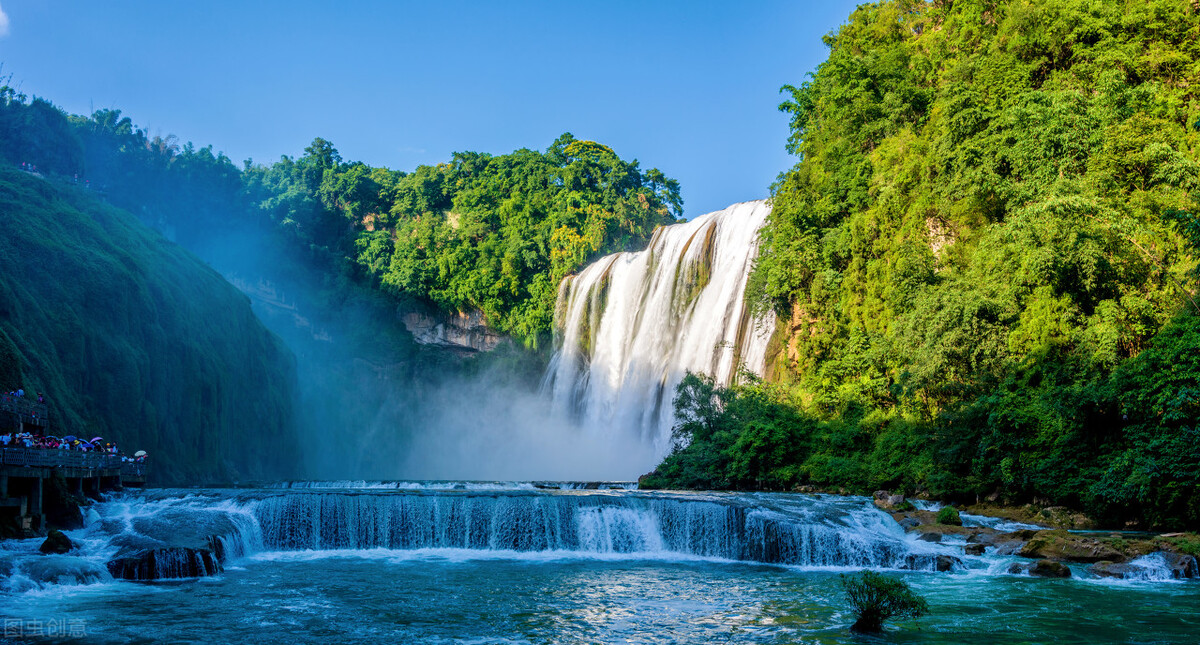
[1030, 559, 1072, 578]
[936, 506, 962, 526]
[1019, 530, 1126, 563]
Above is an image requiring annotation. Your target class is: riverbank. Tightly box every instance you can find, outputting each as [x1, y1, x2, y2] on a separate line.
[869, 489, 1200, 580]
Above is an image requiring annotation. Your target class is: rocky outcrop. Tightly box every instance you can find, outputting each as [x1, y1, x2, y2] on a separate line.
[967, 529, 1037, 556]
[1030, 559, 1072, 578]
[1086, 561, 1142, 579]
[1018, 530, 1127, 563]
[402, 310, 506, 352]
[1160, 552, 1200, 578]
[872, 490, 913, 511]
[39, 529, 73, 554]
[935, 555, 961, 572]
[903, 554, 962, 571]
[964, 503, 1094, 530]
[1087, 553, 1199, 580]
[99, 506, 243, 580]
[106, 547, 222, 580]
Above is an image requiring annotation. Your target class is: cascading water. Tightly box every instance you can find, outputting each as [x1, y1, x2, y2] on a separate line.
[6, 488, 1199, 645]
[250, 490, 943, 569]
[544, 200, 775, 461]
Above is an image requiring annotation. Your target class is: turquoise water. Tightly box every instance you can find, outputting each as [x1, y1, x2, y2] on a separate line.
[1, 486, 1198, 644]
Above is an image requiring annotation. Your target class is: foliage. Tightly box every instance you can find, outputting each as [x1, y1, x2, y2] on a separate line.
[642, 372, 814, 490]
[841, 570, 930, 632]
[936, 506, 962, 526]
[665, 0, 1200, 529]
[245, 133, 681, 346]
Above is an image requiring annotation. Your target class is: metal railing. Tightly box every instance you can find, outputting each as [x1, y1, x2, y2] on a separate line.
[0, 446, 133, 471]
[0, 397, 50, 428]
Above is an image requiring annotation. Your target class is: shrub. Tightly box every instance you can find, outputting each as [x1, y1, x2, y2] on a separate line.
[936, 506, 962, 526]
[841, 570, 930, 632]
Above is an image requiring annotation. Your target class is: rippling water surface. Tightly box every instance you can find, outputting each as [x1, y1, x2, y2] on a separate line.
[1, 485, 1198, 644]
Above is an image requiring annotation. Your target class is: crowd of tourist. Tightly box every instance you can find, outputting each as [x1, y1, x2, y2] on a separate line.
[0, 432, 147, 462]
[2, 388, 147, 463]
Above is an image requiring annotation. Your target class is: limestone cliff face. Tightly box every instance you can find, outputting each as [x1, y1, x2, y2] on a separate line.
[402, 310, 506, 353]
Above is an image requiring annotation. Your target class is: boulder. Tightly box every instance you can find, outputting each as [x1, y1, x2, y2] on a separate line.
[39, 529, 73, 554]
[1019, 530, 1126, 563]
[898, 517, 922, 530]
[873, 491, 910, 510]
[964, 544, 986, 556]
[1006, 562, 1032, 575]
[1030, 559, 1072, 578]
[917, 532, 942, 543]
[935, 555, 961, 572]
[106, 547, 222, 581]
[1159, 552, 1199, 579]
[1086, 561, 1142, 579]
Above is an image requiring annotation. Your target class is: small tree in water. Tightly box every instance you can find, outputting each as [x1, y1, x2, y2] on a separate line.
[841, 571, 930, 632]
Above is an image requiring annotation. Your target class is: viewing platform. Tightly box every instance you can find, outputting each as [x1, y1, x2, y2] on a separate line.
[0, 396, 51, 432]
[0, 447, 146, 533]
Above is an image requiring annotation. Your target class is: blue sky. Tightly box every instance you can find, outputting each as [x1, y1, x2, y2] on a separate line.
[0, 1, 859, 218]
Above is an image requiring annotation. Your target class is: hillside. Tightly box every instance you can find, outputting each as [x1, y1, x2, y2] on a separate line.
[648, 0, 1200, 529]
[0, 164, 299, 484]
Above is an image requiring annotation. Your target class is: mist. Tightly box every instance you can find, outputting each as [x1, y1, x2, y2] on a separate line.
[167, 217, 657, 483]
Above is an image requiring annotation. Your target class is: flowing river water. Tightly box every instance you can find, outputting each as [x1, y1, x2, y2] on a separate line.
[2, 484, 1198, 644]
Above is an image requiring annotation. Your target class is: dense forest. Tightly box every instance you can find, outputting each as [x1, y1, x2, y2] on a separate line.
[646, 0, 1200, 529]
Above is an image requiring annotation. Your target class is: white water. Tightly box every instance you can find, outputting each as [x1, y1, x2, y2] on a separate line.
[266, 480, 638, 491]
[544, 200, 775, 462]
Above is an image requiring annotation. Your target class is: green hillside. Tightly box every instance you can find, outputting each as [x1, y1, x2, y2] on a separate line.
[0, 164, 299, 484]
[648, 0, 1200, 529]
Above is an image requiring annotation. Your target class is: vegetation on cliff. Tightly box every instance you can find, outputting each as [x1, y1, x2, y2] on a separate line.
[648, 0, 1200, 529]
[252, 134, 681, 344]
[0, 163, 298, 483]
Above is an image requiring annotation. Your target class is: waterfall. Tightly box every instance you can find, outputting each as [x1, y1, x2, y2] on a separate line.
[251, 491, 946, 570]
[544, 200, 776, 459]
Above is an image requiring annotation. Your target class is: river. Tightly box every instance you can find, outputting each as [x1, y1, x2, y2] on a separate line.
[1, 484, 1197, 644]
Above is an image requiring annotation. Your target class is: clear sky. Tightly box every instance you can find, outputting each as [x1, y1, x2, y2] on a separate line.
[0, 1, 859, 219]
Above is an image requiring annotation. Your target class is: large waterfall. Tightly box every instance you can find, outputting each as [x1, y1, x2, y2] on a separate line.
[544, 200, 775, 459]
